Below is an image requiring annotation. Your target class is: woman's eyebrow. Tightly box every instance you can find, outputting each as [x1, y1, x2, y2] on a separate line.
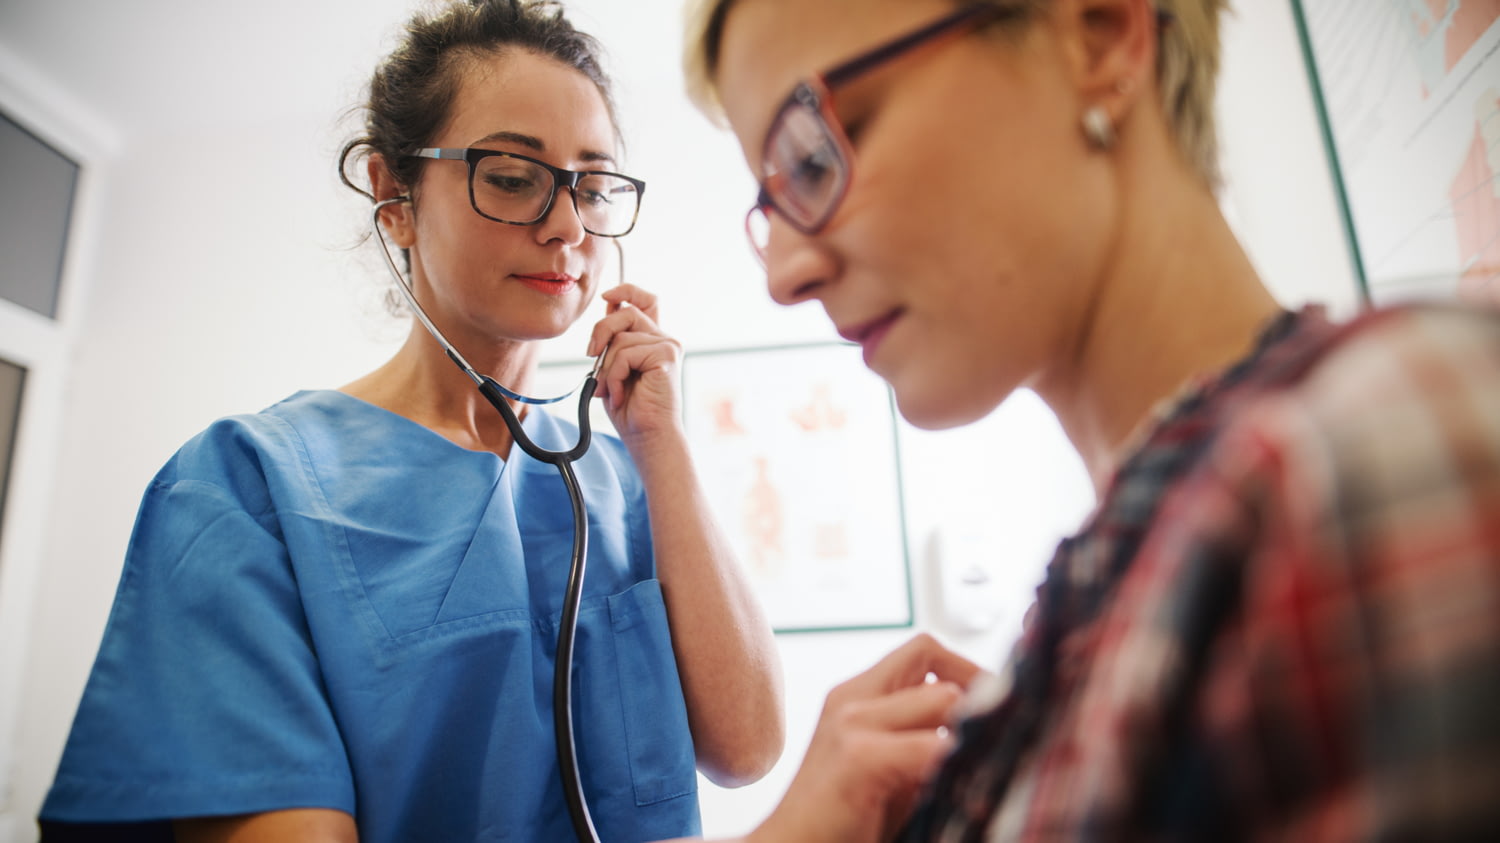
[578, 149, 618, 167]
[473, 130, 617, 167]
[473, 129, 545, 151]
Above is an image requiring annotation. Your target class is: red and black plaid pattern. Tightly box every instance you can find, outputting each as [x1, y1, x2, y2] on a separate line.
[904, 304, 1500, 842]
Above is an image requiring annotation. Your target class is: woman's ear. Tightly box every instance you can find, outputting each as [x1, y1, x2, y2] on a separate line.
[1057, 0, 1158, 128]
[369, 153, 417, 248]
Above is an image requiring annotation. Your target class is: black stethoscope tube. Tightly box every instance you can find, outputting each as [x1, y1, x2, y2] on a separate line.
[375, 199, 604, 842]
[479, 375, 600, 842]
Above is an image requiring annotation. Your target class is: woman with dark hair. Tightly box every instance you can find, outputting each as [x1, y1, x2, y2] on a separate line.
[38, 2, 782, 840]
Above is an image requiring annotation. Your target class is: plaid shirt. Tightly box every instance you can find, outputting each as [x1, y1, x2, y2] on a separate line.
[903, 303, 1500, 842]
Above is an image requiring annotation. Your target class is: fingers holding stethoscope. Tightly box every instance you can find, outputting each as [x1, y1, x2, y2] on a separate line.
[599, 283, 659, 322]
[588, 285, 660, 348]
[586, 284, 682, 433]
[585, 283, 667, 361]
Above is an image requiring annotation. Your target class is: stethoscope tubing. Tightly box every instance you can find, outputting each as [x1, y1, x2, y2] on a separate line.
[478, 373, 600, 842]
[373, 197, 603, 842]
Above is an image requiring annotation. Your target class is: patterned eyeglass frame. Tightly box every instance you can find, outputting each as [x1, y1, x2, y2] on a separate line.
[409, 146, 647, 238]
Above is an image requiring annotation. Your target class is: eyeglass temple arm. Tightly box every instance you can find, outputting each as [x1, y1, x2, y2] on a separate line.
[409, 148, 467, 161]
[824, 4, 1006, 87]
[824, 3, 1174, 92]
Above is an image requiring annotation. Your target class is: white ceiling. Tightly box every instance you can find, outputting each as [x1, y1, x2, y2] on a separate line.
[0, 0, 685, 147]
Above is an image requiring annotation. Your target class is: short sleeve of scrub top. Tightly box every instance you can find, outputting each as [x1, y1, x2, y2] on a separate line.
[39, 390, 701, 843]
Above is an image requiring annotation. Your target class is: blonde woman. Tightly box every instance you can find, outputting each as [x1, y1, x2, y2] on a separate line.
[671, 0, 1500, 840]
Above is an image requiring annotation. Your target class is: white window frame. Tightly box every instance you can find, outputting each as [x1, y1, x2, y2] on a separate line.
[0, 45, 113, 840]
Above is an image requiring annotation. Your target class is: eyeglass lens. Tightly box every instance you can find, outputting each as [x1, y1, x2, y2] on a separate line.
[768, 102, 847, 223]
[751, 86, 851, 259]
[472, 155, 640, 236]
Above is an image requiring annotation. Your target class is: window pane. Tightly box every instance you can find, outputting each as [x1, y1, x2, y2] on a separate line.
[0, 111, 79, 319]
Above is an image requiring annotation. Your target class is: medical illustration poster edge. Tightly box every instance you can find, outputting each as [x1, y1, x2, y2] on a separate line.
[681, 341, 914, 634]
[1289, 0, 1500, 306]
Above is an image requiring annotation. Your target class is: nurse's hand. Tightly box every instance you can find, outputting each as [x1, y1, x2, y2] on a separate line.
[751, 634, 983, 843]
[586, 284, 682, 444]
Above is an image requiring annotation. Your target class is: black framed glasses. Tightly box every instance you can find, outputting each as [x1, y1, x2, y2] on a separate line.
[409, 147, 647, 237]
[746, 3, 1015, 263]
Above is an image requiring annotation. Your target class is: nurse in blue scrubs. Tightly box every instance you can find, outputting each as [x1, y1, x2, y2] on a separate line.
[37, 1, 784, 840]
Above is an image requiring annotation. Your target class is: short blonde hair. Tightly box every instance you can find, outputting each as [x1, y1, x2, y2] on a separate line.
[682, 0, 1229, 185]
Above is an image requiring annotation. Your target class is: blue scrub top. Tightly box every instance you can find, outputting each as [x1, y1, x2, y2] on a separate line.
[41, 390, 701, 842]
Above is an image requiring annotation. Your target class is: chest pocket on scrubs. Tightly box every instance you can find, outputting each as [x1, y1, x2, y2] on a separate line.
[593, 579, 699, 807]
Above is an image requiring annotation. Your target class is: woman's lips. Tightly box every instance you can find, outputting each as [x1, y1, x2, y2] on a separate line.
[514, 273, 578, 295]
[841, 310, 902, 366]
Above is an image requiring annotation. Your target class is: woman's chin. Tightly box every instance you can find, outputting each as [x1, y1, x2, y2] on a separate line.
[892, 385, 992, 432]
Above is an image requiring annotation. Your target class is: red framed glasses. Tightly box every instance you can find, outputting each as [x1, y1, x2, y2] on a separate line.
[745, 3, 1013, 263]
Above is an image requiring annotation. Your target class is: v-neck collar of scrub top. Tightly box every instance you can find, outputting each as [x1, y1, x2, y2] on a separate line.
[319, 387, 581, 472]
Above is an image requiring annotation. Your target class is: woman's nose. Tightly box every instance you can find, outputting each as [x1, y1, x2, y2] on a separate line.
[763, 215, 832, 306]
[534, 187, 588, 246]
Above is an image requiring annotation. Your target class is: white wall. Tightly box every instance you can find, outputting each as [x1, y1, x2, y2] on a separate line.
[0, 1, 1357, 840]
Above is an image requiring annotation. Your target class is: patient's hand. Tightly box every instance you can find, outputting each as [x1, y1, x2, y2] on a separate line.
[752, 633, 984, 843]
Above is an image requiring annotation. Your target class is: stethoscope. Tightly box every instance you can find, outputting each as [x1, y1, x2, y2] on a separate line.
[373, 196, 605, 843]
